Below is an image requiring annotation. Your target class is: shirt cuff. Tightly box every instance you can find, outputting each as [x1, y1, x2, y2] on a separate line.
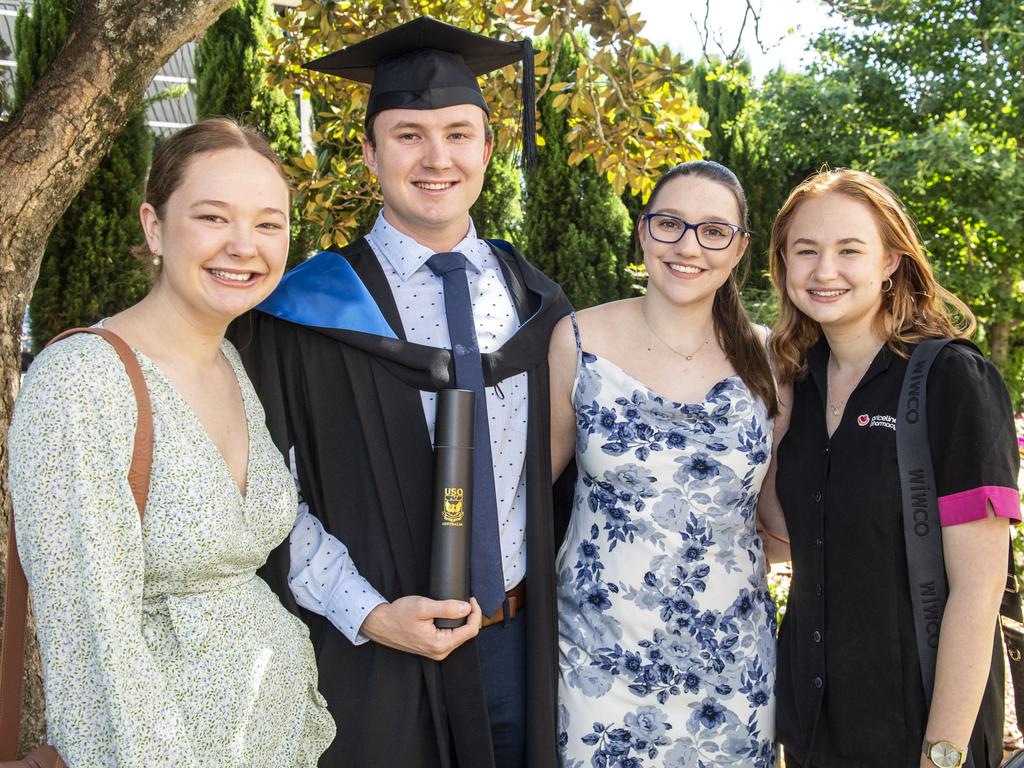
[938, 485, 1022, 526]
[323, 572, 388, 646]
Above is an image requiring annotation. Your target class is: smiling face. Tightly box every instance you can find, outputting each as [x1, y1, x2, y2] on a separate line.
[140, 147, 290, 326]
[638, 174, 747, 308]
[362, 104, 493, 251]
[783, 191, 900, 335]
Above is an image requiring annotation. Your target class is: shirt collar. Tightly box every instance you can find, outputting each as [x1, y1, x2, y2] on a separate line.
[367, 211, 489, 282]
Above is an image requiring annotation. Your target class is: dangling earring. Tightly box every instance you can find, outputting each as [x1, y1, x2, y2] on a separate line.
[881, 276, 893, 293]
[152, 253, 162, 268]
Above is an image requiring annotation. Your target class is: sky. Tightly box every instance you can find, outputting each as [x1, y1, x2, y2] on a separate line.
[630, 0, 850, 81]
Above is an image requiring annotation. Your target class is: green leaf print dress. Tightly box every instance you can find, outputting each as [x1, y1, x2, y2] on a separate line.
[7, 332, 335, 766]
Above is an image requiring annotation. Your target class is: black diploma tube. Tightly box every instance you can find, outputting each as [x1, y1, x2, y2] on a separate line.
[430, 388, 475, 628]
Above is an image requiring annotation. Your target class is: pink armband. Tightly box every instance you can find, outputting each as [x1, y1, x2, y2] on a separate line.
[938, 485, 1022, 526]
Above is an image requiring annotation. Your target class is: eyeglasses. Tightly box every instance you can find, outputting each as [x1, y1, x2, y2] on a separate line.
[642, 213, 748, 250]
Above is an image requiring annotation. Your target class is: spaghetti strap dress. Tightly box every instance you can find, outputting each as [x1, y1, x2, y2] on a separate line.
[557, 313, 777, 768]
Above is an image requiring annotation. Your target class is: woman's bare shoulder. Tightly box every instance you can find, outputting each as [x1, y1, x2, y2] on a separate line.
[752, 323, 770, 346]
[574, 298, 639, 346]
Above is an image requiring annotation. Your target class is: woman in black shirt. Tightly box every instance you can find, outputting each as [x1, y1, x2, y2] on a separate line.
[764, 169, 1020, 767]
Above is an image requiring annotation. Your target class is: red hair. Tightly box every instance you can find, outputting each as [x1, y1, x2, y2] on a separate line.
[768, 169, 974, 383]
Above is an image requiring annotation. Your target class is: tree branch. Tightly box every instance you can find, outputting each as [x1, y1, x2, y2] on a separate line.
[695, 0, 776, 64]
[537, 31, 561, 101]
[727, 6, 751, 61]
[612, 0, 639, 89]
[565, 31, 606, 144]
[694, 1, 712, 58]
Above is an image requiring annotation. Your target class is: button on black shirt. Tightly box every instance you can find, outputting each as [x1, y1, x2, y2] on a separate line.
[775, 339, 1019, 768]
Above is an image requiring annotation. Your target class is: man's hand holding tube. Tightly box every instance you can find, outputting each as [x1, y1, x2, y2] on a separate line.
[361, 595, 482, 660]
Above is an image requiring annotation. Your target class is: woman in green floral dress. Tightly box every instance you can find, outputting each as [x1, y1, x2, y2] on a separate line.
[7, 118, 335, 766]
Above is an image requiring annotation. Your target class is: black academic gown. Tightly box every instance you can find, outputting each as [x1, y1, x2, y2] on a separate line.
[232, 237, 571, 768]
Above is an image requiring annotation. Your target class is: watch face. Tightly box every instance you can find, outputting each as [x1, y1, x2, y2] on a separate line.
[929, 741, 963, 768]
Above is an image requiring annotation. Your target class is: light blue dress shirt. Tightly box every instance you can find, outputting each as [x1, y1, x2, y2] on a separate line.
[287, 212, 530, 644]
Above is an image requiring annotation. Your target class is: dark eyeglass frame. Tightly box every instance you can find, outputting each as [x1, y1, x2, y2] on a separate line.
[641, 212, 749, 250]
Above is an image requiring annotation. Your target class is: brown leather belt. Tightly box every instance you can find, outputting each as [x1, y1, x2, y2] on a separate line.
[481, 580, 526, 628]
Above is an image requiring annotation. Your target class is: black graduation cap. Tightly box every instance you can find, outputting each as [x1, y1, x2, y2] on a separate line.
[304, 16, 537, 168]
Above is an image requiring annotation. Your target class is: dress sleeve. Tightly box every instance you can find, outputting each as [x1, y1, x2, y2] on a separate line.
[7, 336, 198, 766]
[925, 343, 1022, 526]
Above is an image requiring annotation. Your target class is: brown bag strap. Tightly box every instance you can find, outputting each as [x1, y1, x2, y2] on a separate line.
[0, 327, 152, 759]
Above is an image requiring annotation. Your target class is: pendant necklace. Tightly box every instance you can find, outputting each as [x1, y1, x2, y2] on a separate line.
[641, 301, 710, 362]
[826, 354, 844, 418]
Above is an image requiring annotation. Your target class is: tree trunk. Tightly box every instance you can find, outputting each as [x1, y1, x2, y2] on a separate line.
[990, 321, 1011, 368]
[989, 270, 1018, 369]
[0, 0, 235, 752]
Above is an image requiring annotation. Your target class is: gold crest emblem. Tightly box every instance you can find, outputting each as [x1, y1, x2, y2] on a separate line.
[442, 487, 465, 525]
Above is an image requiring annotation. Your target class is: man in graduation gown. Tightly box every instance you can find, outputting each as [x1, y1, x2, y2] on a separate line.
[231, 16, 571, 768]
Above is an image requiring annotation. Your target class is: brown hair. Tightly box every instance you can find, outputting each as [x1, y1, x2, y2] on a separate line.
[133, 117, 292, 278]
[642, 160, 779, 418]
[768, 168, 975, 384]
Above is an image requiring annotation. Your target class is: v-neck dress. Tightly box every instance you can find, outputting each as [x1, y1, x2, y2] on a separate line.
[556, 320, 777, 768]
[7, 332, 335, 767]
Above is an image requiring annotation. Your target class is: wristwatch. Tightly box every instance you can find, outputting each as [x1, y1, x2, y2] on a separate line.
[923, 738, 967, 768]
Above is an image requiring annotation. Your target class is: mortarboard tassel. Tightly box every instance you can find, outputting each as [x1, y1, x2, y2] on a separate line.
[521, 37, 538, 171]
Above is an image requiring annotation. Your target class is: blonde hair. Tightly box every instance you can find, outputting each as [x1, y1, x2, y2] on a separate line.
[768, 168, 975, 384]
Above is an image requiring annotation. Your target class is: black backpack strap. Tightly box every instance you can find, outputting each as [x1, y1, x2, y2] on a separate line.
[898, 338, 953, 707]
[898, 338, 980, 767]
[898, 338, 1024, 766]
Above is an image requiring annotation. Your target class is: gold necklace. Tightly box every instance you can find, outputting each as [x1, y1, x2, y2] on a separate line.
[640, 301, 710, 362]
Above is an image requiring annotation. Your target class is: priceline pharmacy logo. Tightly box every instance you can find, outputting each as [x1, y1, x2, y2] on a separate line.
[857, 413, 896, 431]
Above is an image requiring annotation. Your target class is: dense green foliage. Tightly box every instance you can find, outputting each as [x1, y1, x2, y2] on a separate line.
[691, 59, 755, 175]
[16, 0, 151, 350]
[12, 0, 70, 107]
[821, 0, 1022, 137]
[194, 0, 309, 263]
[0, 38, 11, 117]
[523, 38, 634, 310]
[471, 150, 523, 243]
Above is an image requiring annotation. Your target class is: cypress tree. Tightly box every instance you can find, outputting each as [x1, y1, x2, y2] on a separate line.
[471, 150, 522, 242]
[0, 38, 11, 118]
[523, 38, 633, 310]
[16, 0, 151, 350]
[690, 58, 753, 165]
[194, 0, 309, 263]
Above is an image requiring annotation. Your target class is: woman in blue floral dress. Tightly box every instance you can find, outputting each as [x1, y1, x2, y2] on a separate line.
[549, 161, 784, 768]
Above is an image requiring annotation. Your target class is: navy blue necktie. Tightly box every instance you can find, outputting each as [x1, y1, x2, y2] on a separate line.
[426, 252, 506, 615]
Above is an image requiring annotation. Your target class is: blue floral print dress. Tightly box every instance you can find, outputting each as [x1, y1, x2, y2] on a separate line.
[557, 314, 777, 768]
